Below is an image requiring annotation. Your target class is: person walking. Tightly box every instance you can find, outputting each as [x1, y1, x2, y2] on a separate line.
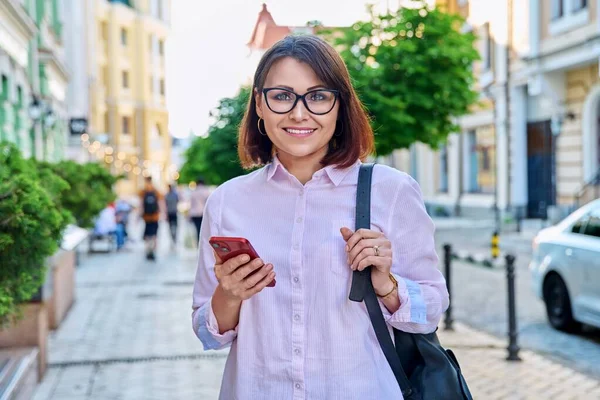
[188, 177, 210, 241]
[139, 177, 163, 260]
[191, 35, 449, 399]
[165, 184, 180, 246]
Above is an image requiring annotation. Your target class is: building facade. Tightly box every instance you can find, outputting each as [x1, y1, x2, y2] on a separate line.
[85, 0, 170, 194]
[413, 0, 600, 222]
[0, 0, 68, 162]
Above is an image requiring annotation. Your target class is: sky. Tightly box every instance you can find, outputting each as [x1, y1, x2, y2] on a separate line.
[165, 0, 396, 138]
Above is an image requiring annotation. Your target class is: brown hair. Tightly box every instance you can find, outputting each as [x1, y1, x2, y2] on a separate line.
[238, 35, 374, 169]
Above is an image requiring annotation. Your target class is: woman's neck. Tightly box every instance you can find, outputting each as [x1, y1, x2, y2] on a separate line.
[277, 151, 325, 185]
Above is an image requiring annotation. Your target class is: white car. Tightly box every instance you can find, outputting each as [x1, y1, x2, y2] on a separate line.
[530, 199, 600, 332]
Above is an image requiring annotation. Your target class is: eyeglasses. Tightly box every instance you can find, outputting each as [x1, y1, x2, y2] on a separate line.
[262, 87, 339, 115]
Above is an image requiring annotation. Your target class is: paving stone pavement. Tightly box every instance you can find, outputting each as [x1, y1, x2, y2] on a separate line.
[32, 224, 600, 399]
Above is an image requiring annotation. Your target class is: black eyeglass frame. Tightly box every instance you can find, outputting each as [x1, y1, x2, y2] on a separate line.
[261, 87, 340, 115]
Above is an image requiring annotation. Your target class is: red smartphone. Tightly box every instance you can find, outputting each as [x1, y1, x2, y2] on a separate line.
[209, 236, 276, 287]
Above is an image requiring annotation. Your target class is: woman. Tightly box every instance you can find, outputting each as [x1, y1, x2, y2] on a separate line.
[192, 35, 449, 399]
[189, 177, 210, 241]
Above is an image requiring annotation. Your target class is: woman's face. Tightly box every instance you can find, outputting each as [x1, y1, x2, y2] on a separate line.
[256, 57, 339, 165]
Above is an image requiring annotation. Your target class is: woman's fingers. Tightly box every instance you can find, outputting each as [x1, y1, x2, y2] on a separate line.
[344, 228, 382, 253]
[351, 247, 392, 270]
[245, 269, 276, 296]
[232, 258, 265, 281]
[243, 263, 273, 290]
[347, 238, 382, 265]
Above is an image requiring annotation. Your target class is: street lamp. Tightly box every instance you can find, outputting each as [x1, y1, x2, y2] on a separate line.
[28, 97, 44, 122]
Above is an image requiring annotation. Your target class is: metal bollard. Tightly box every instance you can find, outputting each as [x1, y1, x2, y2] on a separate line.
[505, 254, 521, 361]
[491, 231, 500, 259]
[443, 244, 454, 331]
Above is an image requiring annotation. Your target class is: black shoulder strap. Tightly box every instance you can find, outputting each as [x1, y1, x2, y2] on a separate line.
[349, 163, 416, 399]
[349, 163, 374, 302]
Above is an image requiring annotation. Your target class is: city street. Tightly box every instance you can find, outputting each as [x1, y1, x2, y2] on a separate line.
[435, 222, 600, 380]
[29, 221, 600, 399]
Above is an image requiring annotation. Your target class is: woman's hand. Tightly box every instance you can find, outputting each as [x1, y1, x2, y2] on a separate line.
[340, 227, 395, 296]
[214, 253, 276, 303]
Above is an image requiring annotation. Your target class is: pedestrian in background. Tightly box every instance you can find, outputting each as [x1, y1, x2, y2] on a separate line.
[191, 35, 448, 399]
[165, 184, 180, 247]
[189, 177, 210, 241]
[139, 177, 163, 261]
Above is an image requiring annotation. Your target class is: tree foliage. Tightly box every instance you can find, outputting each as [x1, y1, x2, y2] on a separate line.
[46, 161, 118, 228]
[179, 87, 251, 185]
[0, 142, 71, 325]
[323, 2, 479, 155]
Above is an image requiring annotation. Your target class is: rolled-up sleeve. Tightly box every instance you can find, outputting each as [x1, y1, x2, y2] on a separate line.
[191, 188, 238, 350]
[380, 175, 449, 334]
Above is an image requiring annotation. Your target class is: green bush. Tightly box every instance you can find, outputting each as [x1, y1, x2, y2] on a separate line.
[47, 161, 118, 228]
[0, 142, 71, 325]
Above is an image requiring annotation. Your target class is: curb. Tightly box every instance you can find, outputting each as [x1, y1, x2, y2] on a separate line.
[452, 250, 505, 269]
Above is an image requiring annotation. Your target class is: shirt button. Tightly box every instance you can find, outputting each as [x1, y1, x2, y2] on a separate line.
[296, 217, 303, 223]
[294, 348, 301, 355]
[293, 244, 299, 250]
[295, 383, 302, 389]
[293, 276, 299, 283]
[294, 314, 300, 321]
[298, 190, 304, 196]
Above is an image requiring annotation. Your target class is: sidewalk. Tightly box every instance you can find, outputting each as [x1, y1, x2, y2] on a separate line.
[32, 224, 600, 399]
[438, 324, 600, 399]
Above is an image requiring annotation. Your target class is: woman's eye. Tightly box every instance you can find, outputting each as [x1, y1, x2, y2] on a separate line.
[309, 92, 326, 101]
[273, 93, 292, 101]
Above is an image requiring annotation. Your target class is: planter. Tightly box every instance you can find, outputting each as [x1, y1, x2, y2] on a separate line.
[47, 250, 76, 330]
[0, 348, 39, 399]
[0, 303, 48, 380]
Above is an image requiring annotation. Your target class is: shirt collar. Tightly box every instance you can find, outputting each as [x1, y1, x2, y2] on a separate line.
[267, 155, 361, 186]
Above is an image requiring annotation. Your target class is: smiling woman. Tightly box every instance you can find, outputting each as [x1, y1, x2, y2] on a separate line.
[238, 35, 373, 179]
[191, 34, 449, 400]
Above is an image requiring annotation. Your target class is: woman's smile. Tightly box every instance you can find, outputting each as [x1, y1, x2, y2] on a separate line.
[282, 126, 317, 137]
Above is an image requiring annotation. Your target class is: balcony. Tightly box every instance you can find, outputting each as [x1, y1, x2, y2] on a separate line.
[109, 0, 132, 7]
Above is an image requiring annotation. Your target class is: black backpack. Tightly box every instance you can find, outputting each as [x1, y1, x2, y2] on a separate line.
[143, 191, 159, 215]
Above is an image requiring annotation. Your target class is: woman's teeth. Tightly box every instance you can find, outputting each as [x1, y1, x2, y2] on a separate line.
[284, 128, 315, 135]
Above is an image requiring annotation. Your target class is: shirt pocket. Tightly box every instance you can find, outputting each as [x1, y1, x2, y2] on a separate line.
[330, 219, 354, 277]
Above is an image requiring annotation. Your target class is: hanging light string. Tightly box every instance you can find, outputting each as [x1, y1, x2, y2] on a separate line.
[79, 133, 180, 181]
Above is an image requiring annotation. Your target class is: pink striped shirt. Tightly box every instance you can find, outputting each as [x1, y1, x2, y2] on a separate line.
[192, 157, 449, 400]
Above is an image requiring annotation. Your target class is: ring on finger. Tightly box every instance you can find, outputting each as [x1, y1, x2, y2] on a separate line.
[373, 245, 380, 257]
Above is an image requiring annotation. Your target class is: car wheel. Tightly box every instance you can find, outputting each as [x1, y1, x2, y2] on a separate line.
[543, 274, 581, 333]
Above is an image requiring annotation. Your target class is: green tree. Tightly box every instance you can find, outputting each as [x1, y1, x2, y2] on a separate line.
[179, 87, 251, 185]
[48, 161, 118, 228]
[323, 2, 479, 155]
[0, 142, 71, 325]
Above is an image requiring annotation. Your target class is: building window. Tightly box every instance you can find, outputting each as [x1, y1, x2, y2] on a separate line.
[122, 71, 129, 88]
[481, 23, 492, 70]
[572, 0, 587, 11]
[551, 0, 564, 19]
[16, 86, 22, 107]
[122, 116, 130, 134]
[550, 0, 588, 34]
[159, 79, 165, 96]
[409, 144, 418, 181]
[159, 40, 164, 56]
[464, 127, 495, 194]
[439, 145, 448, 193]
[100, 21, 108, 41]
[1, 75, 8, 101]
[103, 67, 109, 87]
[104, 112, 110, 132]
[121, 28, 128, 46]
[458, 0, 468, 5]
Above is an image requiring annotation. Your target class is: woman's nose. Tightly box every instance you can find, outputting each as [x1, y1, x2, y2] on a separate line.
[290, 99, 309, 121]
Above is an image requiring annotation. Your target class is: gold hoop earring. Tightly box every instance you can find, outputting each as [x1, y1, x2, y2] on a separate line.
[257, 117, 267, 136]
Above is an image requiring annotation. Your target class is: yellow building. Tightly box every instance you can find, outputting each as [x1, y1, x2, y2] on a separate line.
[88, 0, 170, 194]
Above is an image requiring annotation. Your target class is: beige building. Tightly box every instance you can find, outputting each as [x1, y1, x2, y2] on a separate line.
[403, 0, 600, 222]
[87, 0, 171, 194]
